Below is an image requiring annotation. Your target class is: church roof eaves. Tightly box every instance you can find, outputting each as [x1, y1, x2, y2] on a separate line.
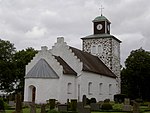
[81, 34, 121, 43]
[69, 46, 116, 78]
[54, 56, 77, 76]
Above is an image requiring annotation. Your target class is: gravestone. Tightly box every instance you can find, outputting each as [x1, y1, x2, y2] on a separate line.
[40, 104, 46, 113]
[58, 104, 68, 112]
[77, 102, 84, 113]
[123, 98, 132, 111]
[84, 105, 91, 113]
[28, 102, 36, 113]
[90, 103, 100, 111]
[77, 102, 91, 113]
[9, 101, 15, 107]
[15, 93, 22, 113]
[71, 99, 77, 111]
[132, 100, 140, 113]
[82, 95, 87, 106]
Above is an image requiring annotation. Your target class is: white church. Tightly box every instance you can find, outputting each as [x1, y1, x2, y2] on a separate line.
[24, 15, 121, 104]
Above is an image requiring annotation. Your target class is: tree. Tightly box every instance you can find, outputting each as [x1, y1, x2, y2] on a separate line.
[0, 39, 16, 92]
[121, 48, 150, 100]
[0, 39, 37, 94]
[13, 47, 38, 93]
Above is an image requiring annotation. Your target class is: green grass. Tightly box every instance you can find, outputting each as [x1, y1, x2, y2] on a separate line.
[5, 108, 41, 113]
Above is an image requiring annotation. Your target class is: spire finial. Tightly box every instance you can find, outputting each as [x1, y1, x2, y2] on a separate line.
[99, 5, 104, 16]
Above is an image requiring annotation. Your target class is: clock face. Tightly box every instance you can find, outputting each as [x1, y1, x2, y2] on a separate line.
[96, 24, 103, 30]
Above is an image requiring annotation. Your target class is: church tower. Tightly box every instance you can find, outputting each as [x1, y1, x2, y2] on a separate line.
[81, 15, 121, 93]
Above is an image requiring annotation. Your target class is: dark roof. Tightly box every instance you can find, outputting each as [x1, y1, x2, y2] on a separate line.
[81, 34, 121, 43]
[25, 58, 59, 79]
[69, 46, 116, 78]
[54, 56, 77, 75]
[92, 15, 111, 23]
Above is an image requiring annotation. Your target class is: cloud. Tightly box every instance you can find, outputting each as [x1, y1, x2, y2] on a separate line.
[25, 26, 47, 39]
[0, 0, 150, 66]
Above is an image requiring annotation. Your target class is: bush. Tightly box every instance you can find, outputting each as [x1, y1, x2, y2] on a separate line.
[49, 99, 56, 110]
[0, 98, 5, 110]
[101, 103, 113, 110]
[104, 99, 110, 103]
[113, 103, 123, 111]
[86, 98, 90, 105]
[114, 94, 126, 103]
[70, 99, 77, 111]
[90, 98, 97, 103]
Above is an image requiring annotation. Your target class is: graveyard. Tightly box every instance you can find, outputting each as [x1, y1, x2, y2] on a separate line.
[1, 94, 150, 113]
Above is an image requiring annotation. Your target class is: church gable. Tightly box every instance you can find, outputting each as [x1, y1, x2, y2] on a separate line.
[25, 58, 59, 79]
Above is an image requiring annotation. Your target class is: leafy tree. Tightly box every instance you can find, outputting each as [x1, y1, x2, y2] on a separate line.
[0, 39, 37, 94]
[13, 48, 38, 93]
[121, 48, 150, 100]
[0, 39, 16, 92]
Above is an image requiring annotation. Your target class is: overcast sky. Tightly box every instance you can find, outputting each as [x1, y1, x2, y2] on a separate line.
[0, 0, 150, 66]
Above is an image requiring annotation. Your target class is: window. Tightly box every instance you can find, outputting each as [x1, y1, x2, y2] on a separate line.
[67, 83, 72, 94]
[98, 45, 103, 54]
[99, 83, 103, 95]
[109, 84, 112, 95]
[91, 45, 96, 54]
[88, 82, 92, 95]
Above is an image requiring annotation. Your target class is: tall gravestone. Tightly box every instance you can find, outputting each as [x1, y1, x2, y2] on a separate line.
[82, 95, 87, 106]
[132, 100, 140, 113]
[15, 93, 22, 113]
[123, 98, 132, 111]
[28, 102, 36, 113]
[40, 104, 46, 113]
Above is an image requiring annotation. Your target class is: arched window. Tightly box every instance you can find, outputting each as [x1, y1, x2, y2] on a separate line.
[98, 45, 103, 54]
[88, 82, 92, 95]
[67, 83, 72, 94]
[99, 83, 103, 95]
[109, 84, 112, 95]
[91, 45, 96, 54]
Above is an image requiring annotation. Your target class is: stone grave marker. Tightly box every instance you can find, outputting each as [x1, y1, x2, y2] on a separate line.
[132, 100, 140, 113]
[77, 102, 91, 113]
[58, 104, 68, 112]
[28, 102, 36, 113]
[15, 93, 22, 113]
[123, 98, 132, 111]
[40, 104, 46, 113]
[90, 103, 100, 111]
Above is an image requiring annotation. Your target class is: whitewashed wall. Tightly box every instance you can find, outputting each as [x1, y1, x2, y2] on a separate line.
[78, 71, 117, 102]
[24, 78, 59, 104]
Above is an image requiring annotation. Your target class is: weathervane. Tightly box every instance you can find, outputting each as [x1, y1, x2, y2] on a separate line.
[99, 5, 104, 16]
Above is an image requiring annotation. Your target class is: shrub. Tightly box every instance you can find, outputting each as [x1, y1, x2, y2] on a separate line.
[113, 103, 123, 111]
[101, 103, 113, 110]
[90, 98, 97, 103]
[104, 99, 110, 103]
[86, 98, 90, 105]
[70, 99, 77, 111]
[49, 99, 56, 110]
[0, 98, 5, 110]
[114, 94, 126, 103]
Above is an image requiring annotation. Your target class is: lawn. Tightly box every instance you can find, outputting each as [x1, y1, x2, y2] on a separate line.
[5, 108, 41, 113]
